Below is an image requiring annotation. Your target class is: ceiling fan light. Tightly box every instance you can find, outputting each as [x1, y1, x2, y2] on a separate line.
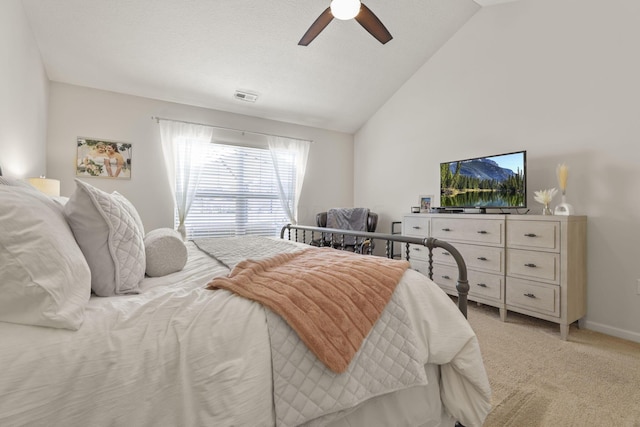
[330, 0, 361, 20]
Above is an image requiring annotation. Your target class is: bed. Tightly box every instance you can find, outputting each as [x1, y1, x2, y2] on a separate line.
[0, 178, 491, 427]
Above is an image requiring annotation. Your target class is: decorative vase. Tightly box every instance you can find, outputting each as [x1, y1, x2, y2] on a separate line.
[542, 203, 552, 215]
[554, 193, 574, 216]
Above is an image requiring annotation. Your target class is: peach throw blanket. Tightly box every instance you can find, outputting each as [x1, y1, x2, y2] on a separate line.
[207, 248, 410, 373]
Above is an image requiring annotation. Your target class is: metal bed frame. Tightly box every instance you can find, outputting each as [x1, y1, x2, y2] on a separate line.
[280, 224, 470, 318]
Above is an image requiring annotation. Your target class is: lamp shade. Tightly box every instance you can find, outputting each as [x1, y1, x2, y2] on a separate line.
[28, 177, 60, 197]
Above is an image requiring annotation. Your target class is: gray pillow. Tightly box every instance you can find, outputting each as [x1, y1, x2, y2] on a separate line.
[64, 179, 145, 296]
[112, 191, 145, 236]
[144, 228, 188, 277]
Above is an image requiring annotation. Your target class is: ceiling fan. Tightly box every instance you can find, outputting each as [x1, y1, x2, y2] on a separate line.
[299, 0, 393, 46]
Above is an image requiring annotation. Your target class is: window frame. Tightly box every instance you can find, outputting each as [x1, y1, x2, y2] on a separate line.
[175, 140, 297, 239]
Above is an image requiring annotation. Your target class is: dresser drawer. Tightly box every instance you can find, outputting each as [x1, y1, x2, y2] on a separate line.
[429, 263, 459, 293]
[403, 215, 430, 237]
[507, 220, 560, 251]
[468, 270, 503, 301]
[507, 249, 560, 284]
[430, 264, 502, 301]
[431, 217, 504, 245]
[407, 243, 432, 262]
[409, 259, 435, 281]
[507, 278, 560, 317]
[432, 242, 504, 274]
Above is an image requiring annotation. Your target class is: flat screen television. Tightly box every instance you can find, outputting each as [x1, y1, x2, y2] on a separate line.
[440, 150, 527, 211]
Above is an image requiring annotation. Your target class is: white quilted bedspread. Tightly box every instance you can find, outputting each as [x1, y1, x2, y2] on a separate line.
[193, 235, 304, 269]
[195, 236, 428, 427]
[268, 291, 427, 427]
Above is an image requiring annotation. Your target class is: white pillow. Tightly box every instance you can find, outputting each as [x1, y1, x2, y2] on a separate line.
[47, 196, 70, 215]
[64, 179, 145, 297]
[0, 185, 91, 330]
[0, 176, 32, 188]
[144, 228, 188, 277]
[112, 191, 145, 236]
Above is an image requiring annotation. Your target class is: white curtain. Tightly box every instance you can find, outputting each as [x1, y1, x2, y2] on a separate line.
[268, 136, 310, 225]
[159, 120, 214, 240]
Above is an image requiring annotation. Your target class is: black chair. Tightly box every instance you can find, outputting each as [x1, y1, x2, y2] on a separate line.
[314, 210, 378, 254]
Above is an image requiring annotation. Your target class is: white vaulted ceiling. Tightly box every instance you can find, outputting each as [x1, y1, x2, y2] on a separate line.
[20, 0, 512, 133]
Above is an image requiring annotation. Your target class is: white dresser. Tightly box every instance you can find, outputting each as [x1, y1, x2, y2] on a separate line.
[402, 213, 587, 339]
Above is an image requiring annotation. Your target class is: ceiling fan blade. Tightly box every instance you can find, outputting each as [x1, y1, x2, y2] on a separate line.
[354, 3, 393, 44]
[298, 7, 334, 46]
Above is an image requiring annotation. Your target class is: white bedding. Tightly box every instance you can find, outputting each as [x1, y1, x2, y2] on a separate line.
[0, 241, 491, 427]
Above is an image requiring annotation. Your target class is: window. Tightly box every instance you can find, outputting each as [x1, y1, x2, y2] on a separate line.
[176, 142, 297, 239]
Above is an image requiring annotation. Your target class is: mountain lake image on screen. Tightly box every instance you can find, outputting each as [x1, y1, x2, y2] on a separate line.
[439, 150, 527, 209]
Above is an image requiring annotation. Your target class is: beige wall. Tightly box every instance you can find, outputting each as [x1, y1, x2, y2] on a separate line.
[46, 83, 354, 232]
[0, 0, 49, 178]
[355, 0, 640, 342]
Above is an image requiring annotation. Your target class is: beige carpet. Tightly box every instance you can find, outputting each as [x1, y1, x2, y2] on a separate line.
[466, 303, 640, 426]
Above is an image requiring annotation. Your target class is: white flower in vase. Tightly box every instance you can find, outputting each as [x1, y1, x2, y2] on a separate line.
[534, 188, 557, 204]
[534, 188, 557, 215]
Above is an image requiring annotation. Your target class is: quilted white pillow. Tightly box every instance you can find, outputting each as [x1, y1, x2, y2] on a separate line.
[112, 191, 145, 236]
[64, 179, 145, 297]
[0, 185, 91, 329]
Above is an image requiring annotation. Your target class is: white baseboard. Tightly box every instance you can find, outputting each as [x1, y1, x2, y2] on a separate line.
[582, 320, 640, 344]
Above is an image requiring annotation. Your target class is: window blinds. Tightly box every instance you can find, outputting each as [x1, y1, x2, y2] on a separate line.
[177, 142, 296, 238]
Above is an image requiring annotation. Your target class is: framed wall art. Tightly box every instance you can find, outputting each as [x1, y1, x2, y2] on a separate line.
[419, 195, 433, 213]
[76, 137, 132, 179]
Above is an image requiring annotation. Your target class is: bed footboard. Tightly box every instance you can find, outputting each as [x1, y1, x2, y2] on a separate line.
[280, 224, 469, 318]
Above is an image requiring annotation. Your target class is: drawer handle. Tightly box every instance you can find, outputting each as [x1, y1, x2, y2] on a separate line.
[412, 226, 421, 229]
[442, 275, 451, 280]
[414, 247, 421, 251]
[477, 230, 488, 234]
[441, 228, 452, 232]
[477, 256, 488, 261]
[524, 263, 537, 268]
[476, 283, 487, 288]
[441, 252, 451, 256]
[524, 233, 537, 237]
[524, 293, 537, 299]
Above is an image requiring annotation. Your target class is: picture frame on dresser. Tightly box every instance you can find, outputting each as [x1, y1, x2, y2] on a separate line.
[419, 195, 433, 213]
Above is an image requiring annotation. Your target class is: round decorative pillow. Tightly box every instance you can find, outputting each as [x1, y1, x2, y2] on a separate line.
[144, 228, 188, 277]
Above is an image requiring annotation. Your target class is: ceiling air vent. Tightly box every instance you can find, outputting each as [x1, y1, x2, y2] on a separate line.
[234, 90, 258, 103]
